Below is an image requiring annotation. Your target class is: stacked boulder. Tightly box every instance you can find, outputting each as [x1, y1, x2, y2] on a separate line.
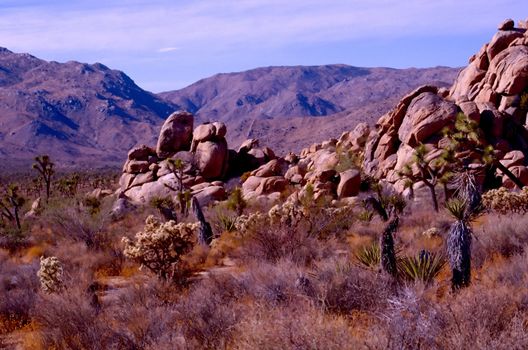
[241, 122, 368, 202]
[363, 19, 528, 191]
[118, 111, 273, 206]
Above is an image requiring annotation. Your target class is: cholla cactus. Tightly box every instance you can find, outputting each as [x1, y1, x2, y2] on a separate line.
[234, 212, 267, 234]
[482, 187, 528, 214]
[122, 215, 198, 279]
[37, 256, 64, 293]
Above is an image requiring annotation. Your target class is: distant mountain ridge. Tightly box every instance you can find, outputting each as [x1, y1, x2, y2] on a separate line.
[0, 47, 177, 166]
[0, 47, 460, 167]
[160, 65, 460, 152]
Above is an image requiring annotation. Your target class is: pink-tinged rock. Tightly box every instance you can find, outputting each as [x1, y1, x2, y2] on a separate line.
[125, 160, 150, 174]
[486, 46, 528, 96]
[195, 139, 229, 180]
[500, 150, 525, 169]
[498, 18, 515, 31]
[502, 165, 528, 189]
[252, 159, 288, 177]
[398, 92, 458, 147]
[128, 144, 155, 161]
[156, 111, 194, 158]
[337, 169, 361, 198]
[212, 122, 227, 138]
[193, 123, 216, 143]
[487, 30, 524, 61]
[193, 186, 227, 206]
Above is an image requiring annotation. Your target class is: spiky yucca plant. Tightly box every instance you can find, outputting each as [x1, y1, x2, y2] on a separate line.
[446, 198, 473, 290]
[355, 243, 380, 268]
[398, 250, 446, 284]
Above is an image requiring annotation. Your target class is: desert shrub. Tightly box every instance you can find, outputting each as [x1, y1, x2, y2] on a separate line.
[482, 187, 528, 214]
[213, 211, 237, 233]
[107, 281, 184, 349]
[234, 304, 360, 349]
[226, 186, 246, 215]
[236, 223, 329, 266]
[33, 287, 129, 349]
[37, 256, 64, 293]
[0, 258, 39, 334]
[175, 275, 243, 349]
[367, 286, 446, 349]
[475, 213, 528, 260]
[316, 259, 393, 314]
[122, 215, 198, 280]
[43, 199, 110, 249]
[439, 285, 528, 349]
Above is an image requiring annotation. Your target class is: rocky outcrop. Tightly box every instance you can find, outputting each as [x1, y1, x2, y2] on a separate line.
[363, 19, 528, 191]
[117, 111, 277, 206]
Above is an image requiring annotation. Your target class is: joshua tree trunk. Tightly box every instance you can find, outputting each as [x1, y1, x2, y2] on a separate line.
[380, 216, 399, 277]
[496, 161, 525, 190]
[13, 206, 21, 230]
[191, 197, 213, 246]
[426, 183, 439, 212]
[447, 220, 472, 290]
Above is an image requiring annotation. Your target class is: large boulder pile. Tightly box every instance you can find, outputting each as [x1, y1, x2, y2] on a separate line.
[241, 122, 369, 202]
[118, 111, 275, 206]
[363, 19, 528, 191]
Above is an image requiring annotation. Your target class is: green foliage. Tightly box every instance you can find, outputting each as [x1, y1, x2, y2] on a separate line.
[357, 210, 374, 223]
[83, 196, 102, 216]
[445, 198, 468, 221]
[227, 187, 246, 216]
[520, 91, 528, 110]
[56, 174, 80, 197]
[398, 251, 446, 284]
[33, 155, 55, 203]
[335, 145, 362, 173]
[215, 212, 238, 232]
[0, 184, 26, 230]
[355, 244, 380, 268]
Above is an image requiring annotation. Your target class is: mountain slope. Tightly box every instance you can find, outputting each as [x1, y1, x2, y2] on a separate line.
[160, 65, 460, 152]
[0, 48, 177, 166]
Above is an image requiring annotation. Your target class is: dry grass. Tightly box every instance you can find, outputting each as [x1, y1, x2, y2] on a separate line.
[3, 171, 528, 349]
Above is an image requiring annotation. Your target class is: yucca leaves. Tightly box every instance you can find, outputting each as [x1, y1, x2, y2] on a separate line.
[398, 251, 446, 284]
[355, 243, 380, 268]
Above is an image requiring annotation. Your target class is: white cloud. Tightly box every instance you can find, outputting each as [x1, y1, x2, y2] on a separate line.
[157, 47, 180, 53]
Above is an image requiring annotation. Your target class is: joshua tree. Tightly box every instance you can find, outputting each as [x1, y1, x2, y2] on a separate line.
[446, 171, 481, 290]
[191, 197, 213, 246]
[164, 158, 192, 215]
[33, 155, 54, 203]
[0, 184, 26, 230]
[380, 216, 399, 276]
[364, 185, 405, 277]
[399, 144, 449, 212]
[445, 113, 524, 189]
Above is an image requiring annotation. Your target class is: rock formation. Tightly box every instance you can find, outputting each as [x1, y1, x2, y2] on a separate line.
[118, 111, 276, 206]
[363, 19, 528, 192]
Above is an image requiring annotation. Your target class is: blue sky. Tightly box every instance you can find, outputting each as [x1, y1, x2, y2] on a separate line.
[0, 0, 527, 92]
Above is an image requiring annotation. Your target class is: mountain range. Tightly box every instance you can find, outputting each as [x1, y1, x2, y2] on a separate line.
[0, 47, 460, 168]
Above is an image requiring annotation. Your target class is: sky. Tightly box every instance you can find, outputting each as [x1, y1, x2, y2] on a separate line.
[0, 0, 527, 92]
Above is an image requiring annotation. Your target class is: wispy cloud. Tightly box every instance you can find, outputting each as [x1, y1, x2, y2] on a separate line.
[0, 0, 525, 55]
[157, 47, 180, 53]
